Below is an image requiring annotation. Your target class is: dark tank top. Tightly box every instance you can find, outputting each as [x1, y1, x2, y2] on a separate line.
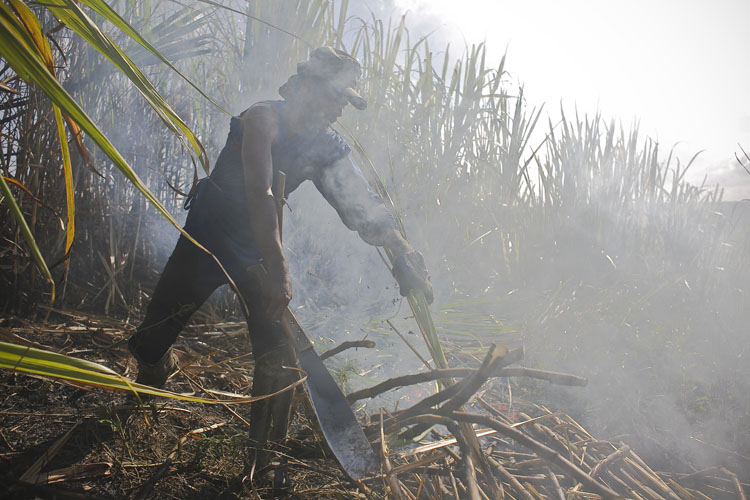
[183, 100, 351, 275]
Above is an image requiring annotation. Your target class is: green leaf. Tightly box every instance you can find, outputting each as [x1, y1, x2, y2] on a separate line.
[0, 341, 300, 403]
[0, 172, 55, 302]
[41, 0, 210, 174]
[77, 0, 231, 118]
[0, 2, 247, 316]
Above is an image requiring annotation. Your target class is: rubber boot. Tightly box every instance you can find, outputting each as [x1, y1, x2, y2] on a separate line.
[127, 335, 179, 389]
[248, 346, 296, 492]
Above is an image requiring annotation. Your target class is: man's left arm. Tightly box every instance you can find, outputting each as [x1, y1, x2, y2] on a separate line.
[313, 155, 433, 303]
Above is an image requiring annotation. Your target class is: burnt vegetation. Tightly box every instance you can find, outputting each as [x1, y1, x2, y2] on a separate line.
[1, 1, 749, 499]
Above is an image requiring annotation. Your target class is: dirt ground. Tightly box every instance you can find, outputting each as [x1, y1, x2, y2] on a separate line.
[2, 310, 749, 500]
[0, 311, 359, 499]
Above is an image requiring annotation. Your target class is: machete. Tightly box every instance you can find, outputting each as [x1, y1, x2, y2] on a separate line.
[271, 171, 380, 480]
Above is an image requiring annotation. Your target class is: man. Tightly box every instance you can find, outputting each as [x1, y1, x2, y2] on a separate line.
[127, 46, 432, 479]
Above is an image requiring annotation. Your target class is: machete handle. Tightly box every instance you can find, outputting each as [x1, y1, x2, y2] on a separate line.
[244, 263, 313, 353]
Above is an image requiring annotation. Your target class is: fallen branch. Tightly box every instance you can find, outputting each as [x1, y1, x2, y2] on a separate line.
[438, 344, 507, 416]
[319, 339, 376, 361]
[347, 350, 588, 403]
[377, 345, 511, 442]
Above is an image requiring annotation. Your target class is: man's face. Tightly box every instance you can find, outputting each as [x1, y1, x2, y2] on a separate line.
[305, 79, 349, 127]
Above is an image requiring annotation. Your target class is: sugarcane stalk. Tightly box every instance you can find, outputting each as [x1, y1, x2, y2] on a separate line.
[487, 455, 535, 500]
[450, 412, 623, 499]
[624, 457, 681, 500]
[380, 410, 405, 500]
[719, 468, 746, 500]
[620, 468, 667, 500]
[547, 466, 567, 500]
[590, 445, 630, 478]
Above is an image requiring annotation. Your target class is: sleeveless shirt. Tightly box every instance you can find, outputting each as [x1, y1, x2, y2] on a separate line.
[182, 100, 382, 276]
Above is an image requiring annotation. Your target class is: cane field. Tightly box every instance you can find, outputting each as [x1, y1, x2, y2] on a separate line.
[1, 1, 749, 499]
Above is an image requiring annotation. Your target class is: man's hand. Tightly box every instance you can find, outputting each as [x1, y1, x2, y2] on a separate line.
[392, 251, 434, 304]
[263, 262, 293, 320]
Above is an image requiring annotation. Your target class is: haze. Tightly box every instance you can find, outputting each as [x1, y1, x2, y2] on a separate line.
[389, 0, 750, 199]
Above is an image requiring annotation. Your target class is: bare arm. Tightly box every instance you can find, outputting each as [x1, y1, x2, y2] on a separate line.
[240, 104, 291, 319]
[314, 155, 433, 302]
[313, 156, 410, 254]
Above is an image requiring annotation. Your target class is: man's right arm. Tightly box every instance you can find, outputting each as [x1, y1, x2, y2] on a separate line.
[240, 104, 291, 319]
[314, 155, 433, 303]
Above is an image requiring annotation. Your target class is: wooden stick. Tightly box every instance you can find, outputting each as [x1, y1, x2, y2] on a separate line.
[380, 409, 405, 500]
[720, 468, 747, 500]
[347, 349, 591, 404]
[348, 352, 524, 403]
[319, 339, 376, 361]
[449, 412, 623, 499]
[590, 445, 630, 478]
[367, 380, 463, 438]
[487, 455, 535, 500]
[438, 344, 507, 416]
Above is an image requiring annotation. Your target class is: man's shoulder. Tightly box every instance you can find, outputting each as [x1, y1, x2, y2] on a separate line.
[238, 101, 279, 121]
[236, 101, 280, 138]
[303, 127, 351, 169]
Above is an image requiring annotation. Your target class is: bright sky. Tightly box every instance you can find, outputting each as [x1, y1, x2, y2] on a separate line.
[392, 0, 750, 199]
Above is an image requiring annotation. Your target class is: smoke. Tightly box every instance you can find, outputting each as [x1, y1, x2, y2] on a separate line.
[55, 0, 750, 478]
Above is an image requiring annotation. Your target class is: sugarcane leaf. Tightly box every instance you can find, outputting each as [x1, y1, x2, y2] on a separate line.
[0, 4, 222, 263]
[14, 2, 77, 263]
[41, 0, 209, 173]
[53, 105, 75, 266]
[77, 0, 231, 117]
[0, 172, 55, 303]
[0, 341, 271, 402]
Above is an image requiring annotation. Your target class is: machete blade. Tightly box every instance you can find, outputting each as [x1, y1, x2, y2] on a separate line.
[270, 172, 379, 479]
[297, 347, 380, 480]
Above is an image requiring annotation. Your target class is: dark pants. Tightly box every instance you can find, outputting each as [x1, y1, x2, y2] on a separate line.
[129, 235, 286, 364]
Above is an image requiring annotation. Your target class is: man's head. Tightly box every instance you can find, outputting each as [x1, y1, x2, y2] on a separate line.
[280, 47, 367, 127]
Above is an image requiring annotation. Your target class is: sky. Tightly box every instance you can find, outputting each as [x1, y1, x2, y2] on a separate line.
[375, 0, 750, 200]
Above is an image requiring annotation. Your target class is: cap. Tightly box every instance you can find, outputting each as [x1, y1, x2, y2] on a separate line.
[296, 46, 367, 110]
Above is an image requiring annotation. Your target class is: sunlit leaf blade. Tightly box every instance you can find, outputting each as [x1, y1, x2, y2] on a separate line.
[10, 0, 78, 271]
[344, 127, 450, 373]
[78, 0, 231, 117]
[54, 105, 75, 267]
[0, 174, 55, 302]
[0, 341, 278, 403]
[0, 3, 223, 264]
[1, 1, 249, 316]
[41, 0, 209, 173]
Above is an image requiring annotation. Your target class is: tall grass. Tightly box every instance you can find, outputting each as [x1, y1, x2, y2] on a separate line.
[1, 0, 744, 349]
